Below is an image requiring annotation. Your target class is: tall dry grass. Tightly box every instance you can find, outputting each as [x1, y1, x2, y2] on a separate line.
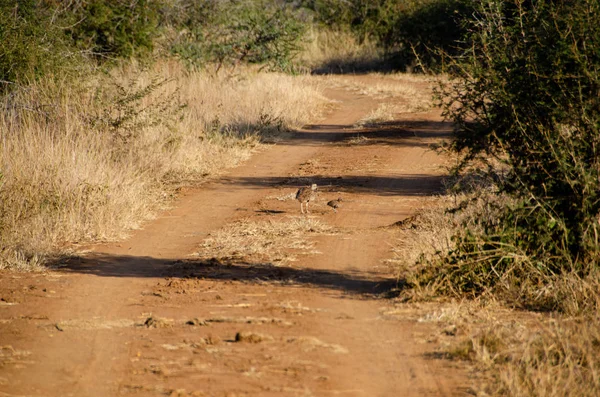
[474, 316, 600, 396]
[388, 176, 600, 395]
[298, 28, 382, 73]
[0, 60, 328, 270]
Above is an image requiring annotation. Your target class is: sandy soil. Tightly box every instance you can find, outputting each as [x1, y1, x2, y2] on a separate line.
[0, 75, 469, 397]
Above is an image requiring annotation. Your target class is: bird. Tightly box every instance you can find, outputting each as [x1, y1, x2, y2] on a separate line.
[327, 197, 343, 213]
[296, 184, 317, 214]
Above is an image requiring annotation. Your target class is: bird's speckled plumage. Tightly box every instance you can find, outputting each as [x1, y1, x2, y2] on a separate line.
[296, 184, 317, 214]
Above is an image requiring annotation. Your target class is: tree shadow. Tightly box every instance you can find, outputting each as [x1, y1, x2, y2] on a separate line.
[296, 119, 453, 147]
[309, 56, 398, 75]
[59, 254, 405, 299]
[220, 174, 447, 197]
[226, 119, 453, 148]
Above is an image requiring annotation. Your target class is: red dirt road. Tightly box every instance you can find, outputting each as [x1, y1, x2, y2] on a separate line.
[0, 76, 468, 397]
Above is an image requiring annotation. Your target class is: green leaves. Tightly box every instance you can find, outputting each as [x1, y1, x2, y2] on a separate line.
[445, 0, 600, 257]
[169, 0, 307, 73]
[0, 1, 72, 90]
[67, 0, 160, 60]
[418, 0, 600, 303]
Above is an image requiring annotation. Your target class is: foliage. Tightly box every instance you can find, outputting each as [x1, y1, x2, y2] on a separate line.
[421, 0, 600, 304]
[384, 0, 474, 71]
[169, 0, 307, 72]
[295, 0, 474, 71]
[67, 0, 161, 60]
[0, 0, 476, 82]
[297, 0, 400, 39]
[0, 0, 161, 89]
[0, 0, 72, 90]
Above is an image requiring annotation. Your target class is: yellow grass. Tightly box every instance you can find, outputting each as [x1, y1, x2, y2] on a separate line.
[435, 308, 600, 396]
[298, 28, 382, 73]
[197, 217, 336, 265]
[354, 103, 400, 128]
[0, 60, 329, 270]
[387, 182, 600, 396]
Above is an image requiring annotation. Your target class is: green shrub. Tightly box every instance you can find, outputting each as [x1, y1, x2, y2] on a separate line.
[421, 0, 600, 305]
[297, 0, 401, 39]
[0, 0, 161, 89]
[67, 0, 160, 60]
[384, 0, 474, 71]
[295, 0, 474, 71]
[0, 0, 72, 89]
[169, 0, 306, 72]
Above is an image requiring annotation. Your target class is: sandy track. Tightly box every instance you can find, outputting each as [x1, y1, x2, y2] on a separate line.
[0, 77, 466, 396]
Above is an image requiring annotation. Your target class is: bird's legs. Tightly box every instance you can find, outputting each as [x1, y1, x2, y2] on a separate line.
[300, 203, 304, 214]
[306, 202, 310, 214]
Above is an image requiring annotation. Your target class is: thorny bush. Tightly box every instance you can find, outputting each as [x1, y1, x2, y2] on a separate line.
[418, 0, 600, 310]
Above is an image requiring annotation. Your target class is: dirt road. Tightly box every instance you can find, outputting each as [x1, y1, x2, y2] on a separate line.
[0, 75, 467, 396]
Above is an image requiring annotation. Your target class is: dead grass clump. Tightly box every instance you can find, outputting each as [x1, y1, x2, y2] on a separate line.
[235, 332, 274, 343]
[354, 103, 397, 128]
[346, 135, 370, 146]
[447, 317, 600, 397]
[299, 28, 383, 73]
[197, 217, 335, 265]
[0, 60, 328, 270]
[143, 316, 173, 329]
[390, 174, 600, 396]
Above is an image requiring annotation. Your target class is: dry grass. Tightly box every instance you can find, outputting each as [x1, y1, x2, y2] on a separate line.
[484, 317, 600, 396]
[354, 103, 399, 128]
[0, 60, 329, 270]
[388, 179, 600, 396]
[392, 185, 600, 314]
[353, 78, 432, 105]
[345, 135, 370, 146]
[298, 28, 382, 73]
[411, 298, 600, 396]
[438, 311, 600, 397]
[385, 195, 469, 299]
[197, 217, 336, 265]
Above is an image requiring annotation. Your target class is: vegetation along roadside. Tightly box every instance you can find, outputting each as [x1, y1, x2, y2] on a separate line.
[1, 0, 599, 395]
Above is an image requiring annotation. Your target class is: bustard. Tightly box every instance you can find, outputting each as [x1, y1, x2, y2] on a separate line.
[327, 197, 343, 213]
[296, 184, 317, 214]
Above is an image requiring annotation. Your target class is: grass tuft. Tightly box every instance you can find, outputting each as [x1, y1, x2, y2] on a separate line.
[197, 217, 336, 265]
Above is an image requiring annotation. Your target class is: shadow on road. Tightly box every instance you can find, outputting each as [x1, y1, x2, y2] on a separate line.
[230, 119, 453, 148]
[59, 255, 404, 299]
[294, 120, 453, 147]
[219, 174, 446, 197]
